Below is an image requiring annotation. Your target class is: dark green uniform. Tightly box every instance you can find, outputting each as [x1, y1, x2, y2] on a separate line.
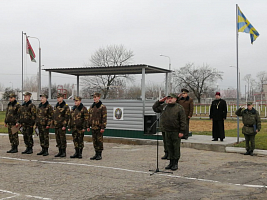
[88, 100, 107, 159]
[36, 101, 53, 155]
[153, 100, 186, 170]
[5, 99, 21, 152]
[69, 102, 89, 158]
[18, 100, 36, 152]
[236, 107, 261, 154]
[53, 100, 70, 154]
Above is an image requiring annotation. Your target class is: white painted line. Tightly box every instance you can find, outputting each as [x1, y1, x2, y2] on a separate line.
[0, 189, 20, 200]
[0, 156, 267, 189]
[25, 195, 52, 199]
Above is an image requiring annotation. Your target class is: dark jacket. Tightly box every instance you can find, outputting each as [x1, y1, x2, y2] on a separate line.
[36, 101, 53, 127]
[88, 101, 107, 130]
[5, 100, 21, 125]
[236, 107, 261, 135]
[152, 101, 187, 133]
[18, 100, 36, 126]
[69, 103, 89, 129]
[210, 99, 227, 120]
[177, 96, 194, 117]
[53, 101, 70, 128]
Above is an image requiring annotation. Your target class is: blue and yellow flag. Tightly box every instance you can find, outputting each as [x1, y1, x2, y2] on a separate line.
[237, 7, 259, 44]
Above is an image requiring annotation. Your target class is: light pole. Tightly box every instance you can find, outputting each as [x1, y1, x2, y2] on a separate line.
[9, 82, 13, 90]
[28, 36, 41, 99]
[160, 55, 172, 93]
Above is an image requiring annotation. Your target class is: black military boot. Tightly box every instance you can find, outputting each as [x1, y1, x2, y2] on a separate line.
[26, 147, 33, 154]
[95, 151, 102, 160]
[165, 160, 173, 170]
[7, 146, 14, 153]
[60, 148, 66, 157]
[11, 145, 18, 153]
[244, 150, 250, 155]
[78, 148, 83, 159]
[55, 148, 62, 157]
[161, 152, 168, 160]
[90, 151, 97, 160]
[43, 148, 49, 156]
[22, 147, 29, 154]
[171, 159, 178, 171]
[37, 147, 45, 155]
[250, 150, 254, 156]
[70, 148, 79, 158]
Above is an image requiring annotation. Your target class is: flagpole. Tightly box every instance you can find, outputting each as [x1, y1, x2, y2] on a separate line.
[236, 4, 240, 143]
[22, 31, 24, 103]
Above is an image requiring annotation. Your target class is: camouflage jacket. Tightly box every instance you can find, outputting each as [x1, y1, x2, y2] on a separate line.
[5, 100, 21, 125]
[18, 100, 36, 126]
[88, 101, 107, 130]
[53, 101, 70, 128]
[236, 107, 261, 135]
[36, 101, 53, 127]
[69, 103, 89, 129]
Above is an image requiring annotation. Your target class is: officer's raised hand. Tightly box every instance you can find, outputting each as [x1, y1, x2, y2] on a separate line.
[159, 97, 167, 102]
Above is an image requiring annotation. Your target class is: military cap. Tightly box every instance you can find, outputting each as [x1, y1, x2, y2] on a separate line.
[23, 92, 32, 96]
[247, 102, 253, 106]
[57, 93, 64, 98]
[92, 92, 101, 97]
[8, 93, 17, 98]
[40, 94, 48, 98]
[215, 92, 221, 96]
[74, 96, 82, 101]
[181, 88, 189, 93]
[167, 93, 177, 98]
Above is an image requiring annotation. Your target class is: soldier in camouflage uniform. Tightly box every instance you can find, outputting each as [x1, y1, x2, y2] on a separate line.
[88, 93, 107, 160]
[68, 96, 89, 159]
[4, 93, 21, 153]
[235, 102, 261, 156]
[36, 94, 53, 156]
[16, 92, 36, 154]
[53, 93, 70, 157]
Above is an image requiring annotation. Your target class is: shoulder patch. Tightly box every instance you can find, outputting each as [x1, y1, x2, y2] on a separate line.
[66, 104, 68, 106]
[17, 102, 20, 104]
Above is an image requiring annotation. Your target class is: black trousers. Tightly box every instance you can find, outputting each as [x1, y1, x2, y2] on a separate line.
[212, 120, 225, 139]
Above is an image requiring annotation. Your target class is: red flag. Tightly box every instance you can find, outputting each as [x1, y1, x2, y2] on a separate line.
[26, 37, 36, 62]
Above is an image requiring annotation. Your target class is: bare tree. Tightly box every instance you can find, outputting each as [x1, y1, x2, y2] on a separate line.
[173, 63, 223, 103]
[24, 75, 38, 92]
[81, 45, 134, 99]
[256, 71, 267, 92]
[243, 74, 252, 100]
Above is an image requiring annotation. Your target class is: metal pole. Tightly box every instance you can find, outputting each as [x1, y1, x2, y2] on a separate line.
[22, 31, 24, 103]
[236, 4, 240, 143]
[165, 73, 169, 96]
[39, 46, 41, 97]
[77, 75, 80, 96]
[160, 55, 171, 93]
[48, 71, 52, 99]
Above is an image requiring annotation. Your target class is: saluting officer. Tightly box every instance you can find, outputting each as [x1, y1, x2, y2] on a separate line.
[88, 93, 107, 160]
[68, 96, 89, 159]
[36, 94, 53, 156]
[53, 93, 70, 157]
[16, 92, 36, 154]
[5, 93, 21, 153]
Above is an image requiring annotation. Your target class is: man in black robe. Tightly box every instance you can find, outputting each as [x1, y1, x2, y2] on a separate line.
[210, 92, 227, 141]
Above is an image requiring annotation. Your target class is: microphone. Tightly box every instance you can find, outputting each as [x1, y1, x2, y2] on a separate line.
[163, 104, 168, 111]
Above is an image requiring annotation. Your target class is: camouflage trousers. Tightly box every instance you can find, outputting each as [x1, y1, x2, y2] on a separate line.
[22, 126, 34, 148]
[55, 128, 67, 149]
[162, 132, 168, 153]
[7, 124, 19, 146]
[38, 126, 50, 148]
[92, 129, 103, 151]
[71, 128, 84, 148]
[244, 134, 256, 151]
[166, 131, 181, 160]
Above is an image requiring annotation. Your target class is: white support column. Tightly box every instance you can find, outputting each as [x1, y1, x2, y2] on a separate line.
[141, 68, 145, 100]
[77, 75, 80, 96]
[48, 71, 52, 99]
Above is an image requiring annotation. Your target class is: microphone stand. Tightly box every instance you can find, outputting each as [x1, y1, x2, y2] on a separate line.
[149, 105, 173, 175]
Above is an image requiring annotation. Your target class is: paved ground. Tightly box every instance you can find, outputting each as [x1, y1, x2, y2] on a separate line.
[0, 135, 267, 200]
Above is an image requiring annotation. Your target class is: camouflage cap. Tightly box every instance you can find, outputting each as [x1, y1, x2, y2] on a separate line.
[247, 102, 253, 106]
[74, 96, 82, 101]
[167, 93, 177, 98]
[23, 92, 32, 96]
[57, 93, 64, 98]
[40, 94, 48, 98]
[8, 93, 17, 98]
[92, 92, 101, 97]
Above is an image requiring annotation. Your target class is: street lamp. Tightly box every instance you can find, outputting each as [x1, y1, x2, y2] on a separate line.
[28, 36, 41, 99]
[160, 55, 172, 93]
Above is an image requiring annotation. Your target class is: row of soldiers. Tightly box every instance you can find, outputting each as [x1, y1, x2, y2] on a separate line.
[4, 92, 107, 160]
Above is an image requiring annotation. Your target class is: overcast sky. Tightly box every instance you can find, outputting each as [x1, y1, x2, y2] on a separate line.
[0, 0, 265, 95]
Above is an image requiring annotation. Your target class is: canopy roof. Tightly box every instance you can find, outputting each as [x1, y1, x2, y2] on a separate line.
[43, 64, 172, 76]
